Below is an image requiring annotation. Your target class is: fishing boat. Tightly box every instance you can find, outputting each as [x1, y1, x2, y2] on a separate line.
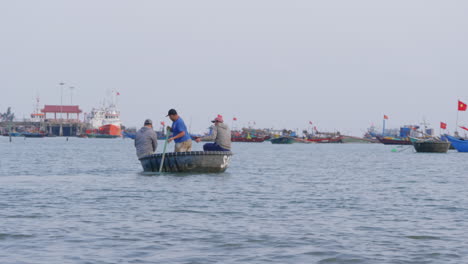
[87, 93, 122, 137]
[139, 151, 233, 173]
[440, 135, 455, 150]
[231, 137, 266, 142]
[304, 129, 343, 143]
[122, 131, 136, 139]
[22, 132, 45, 138]
[231, 128, 268, 143]
[86, 134, 120, 139]
[99, 124, 121, 137]
[307, 137, 343, 143]
[341, 136, 377, 144]
[410, 137, 450, 153]
[376, 136, 412, 145]
[271, 137, 295, 144]
[2, 132, 22, 137]
[444, 135, 468, 152]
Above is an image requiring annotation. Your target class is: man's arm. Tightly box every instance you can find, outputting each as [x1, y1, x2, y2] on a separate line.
[201, 126, 217, 142]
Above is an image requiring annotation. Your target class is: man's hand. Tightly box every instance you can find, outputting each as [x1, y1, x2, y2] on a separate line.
[168, 137, 174, 143]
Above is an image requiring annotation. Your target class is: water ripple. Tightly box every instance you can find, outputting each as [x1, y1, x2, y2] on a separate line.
[1, 138, 468, 263]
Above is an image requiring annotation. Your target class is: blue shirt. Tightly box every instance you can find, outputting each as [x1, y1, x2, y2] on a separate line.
[171, 117, 191, 143]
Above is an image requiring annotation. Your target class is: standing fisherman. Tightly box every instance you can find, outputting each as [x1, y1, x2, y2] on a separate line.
[166, 109, 192, 152]
[195, 115, 231, 151]
[134, 119, 158, 158]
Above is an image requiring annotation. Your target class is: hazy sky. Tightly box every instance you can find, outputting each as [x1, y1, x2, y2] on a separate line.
[1, 1, 468, 135]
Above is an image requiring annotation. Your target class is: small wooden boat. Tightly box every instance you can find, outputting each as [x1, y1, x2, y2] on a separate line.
[139, 151, 233, 173]
[271, 137, 295, 144]
[376, 136, 412, 145]
[410, 138, 450, 153]
[444, 135, 468, 152]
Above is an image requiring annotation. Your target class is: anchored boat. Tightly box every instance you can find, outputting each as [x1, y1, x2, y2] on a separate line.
[271, 137, 295, 144]
[139, 151, 233, 173]
[376, 136, 412, 145]
[410, 137, 450, 153]
[86, 134, 120, 139]
[23, 132, 46, 138]
[444, 135, 468, 152]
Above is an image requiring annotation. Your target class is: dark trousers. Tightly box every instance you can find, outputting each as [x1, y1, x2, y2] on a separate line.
[203, 143, 230, 151]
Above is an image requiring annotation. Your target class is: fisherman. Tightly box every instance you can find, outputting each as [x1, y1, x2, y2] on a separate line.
[134, 119, 158, 159]
[195, 115, 231, 151]
[167, 109, 192, 152]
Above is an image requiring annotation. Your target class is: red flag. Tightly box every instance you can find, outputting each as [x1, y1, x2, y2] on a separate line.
[233, 117, 237, 121]
[384, 115, 389, 120]
[116, 92, 120, 96]
[440, 122, 447, 129]
[309, 121, 313, 125]
[460, 126, 468, 131]
[160, 121, 165, 126]
[458, 100, 467, 111]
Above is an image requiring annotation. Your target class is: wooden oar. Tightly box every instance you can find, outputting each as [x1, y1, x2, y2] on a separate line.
[159, 127, 171, 173]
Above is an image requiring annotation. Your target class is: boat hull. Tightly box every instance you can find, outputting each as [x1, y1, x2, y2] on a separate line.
[341, 136, 376, 144]
[122, 131, 136, 139]
[23, 133, 45, 138]
[87, 134, 120, 139]
[444, 135, 468, 152]
[412, 142, 450, 153]
[139, 151, 233, 173]
[99, 124, 122, 136]
[2, 133, 22, 137]
[271, 137, 295, 144]
[231, 137, 266, 143]
[307, 137, 343, 143]
[376, 136, 412, 145]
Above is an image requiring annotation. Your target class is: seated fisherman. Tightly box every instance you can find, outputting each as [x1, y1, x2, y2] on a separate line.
[195, 115, 231, 151]
[134, 119, 158, 158]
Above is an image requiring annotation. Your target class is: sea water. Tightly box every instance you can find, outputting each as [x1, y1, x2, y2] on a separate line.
[1, 137, 467, 263]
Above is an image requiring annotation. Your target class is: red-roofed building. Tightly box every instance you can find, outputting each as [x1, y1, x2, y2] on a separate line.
[41, 105, 83, 121]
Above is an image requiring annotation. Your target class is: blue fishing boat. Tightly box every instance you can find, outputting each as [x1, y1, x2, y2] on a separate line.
[3, 132, 22, 137]
[444, 135, 468, 152]
[22, 132, 45, 138]
[122, 131, 136, 139]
